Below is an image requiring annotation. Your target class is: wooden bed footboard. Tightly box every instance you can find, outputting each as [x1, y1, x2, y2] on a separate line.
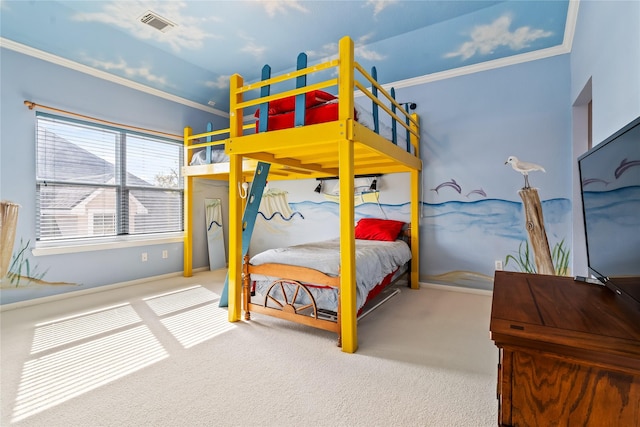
[241, 254, 411, 347]
[242, 255, 343, 345]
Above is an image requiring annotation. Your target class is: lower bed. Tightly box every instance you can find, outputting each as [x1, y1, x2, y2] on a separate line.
[243, 234, 411, 345]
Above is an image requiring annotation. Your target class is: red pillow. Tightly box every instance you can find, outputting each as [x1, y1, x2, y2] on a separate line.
[254, 90, 336, 116]
[355, 218, 405, 242]
[255, 101, 339, 131]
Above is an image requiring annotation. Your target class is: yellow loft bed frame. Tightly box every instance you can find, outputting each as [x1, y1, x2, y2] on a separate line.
[183, 36, 422, 353]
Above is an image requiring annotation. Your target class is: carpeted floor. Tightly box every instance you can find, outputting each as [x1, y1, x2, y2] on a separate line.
[1, 269, 498, 426]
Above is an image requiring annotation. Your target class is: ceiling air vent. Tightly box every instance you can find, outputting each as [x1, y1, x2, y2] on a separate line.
[139, 11, 176, 33]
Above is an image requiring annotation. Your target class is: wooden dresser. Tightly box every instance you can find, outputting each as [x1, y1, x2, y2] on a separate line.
[490, 271, 640, 426]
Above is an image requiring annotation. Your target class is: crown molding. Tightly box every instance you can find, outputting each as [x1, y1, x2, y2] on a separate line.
[383, 0, 579, 91]
[0, 37, 228, 118]
[387, 44, 571, 91]
[563, 0, 580, 52]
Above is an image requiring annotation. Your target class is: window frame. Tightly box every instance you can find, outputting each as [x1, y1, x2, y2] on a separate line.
[34, 113, 184, 255]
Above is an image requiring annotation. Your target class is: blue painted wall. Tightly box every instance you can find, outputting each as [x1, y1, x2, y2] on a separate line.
[252, 54, 572, 291]
[1, 1, 638, 304]
[569, 0, 640, 277]
[252, 1, 640, 292]
[570, 0, 640, 142]
[0, 48, 226, 304]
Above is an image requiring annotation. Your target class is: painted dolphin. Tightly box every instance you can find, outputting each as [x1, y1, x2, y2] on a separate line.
[581, 178, 609, 187]
[614, 158, 640, 179]
[466, 188, 487, 198]
[431, 179, 462, 194]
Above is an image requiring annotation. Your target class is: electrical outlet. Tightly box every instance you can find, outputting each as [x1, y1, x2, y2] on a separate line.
[495, 260, 503, 271]
[141, 252, 148, 262]
[162, 250, 168, 259]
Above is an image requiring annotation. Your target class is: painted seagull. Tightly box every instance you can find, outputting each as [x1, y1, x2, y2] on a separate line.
[505, 156, 546, 189]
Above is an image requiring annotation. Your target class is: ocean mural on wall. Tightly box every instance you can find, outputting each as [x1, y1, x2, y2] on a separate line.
[1, 201, 21, 282]
[319, 177, 382, 206]
[1, 201, 77, 298]
[250, 185, 572, 291]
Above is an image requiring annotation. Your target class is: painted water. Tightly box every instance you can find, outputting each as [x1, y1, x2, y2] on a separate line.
[252, 196, 572, 290]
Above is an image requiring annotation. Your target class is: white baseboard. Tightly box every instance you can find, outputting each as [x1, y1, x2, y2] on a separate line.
[2, 272, 490, 312]
[418, 281, 493, 297]
[0, 267, 211, 312]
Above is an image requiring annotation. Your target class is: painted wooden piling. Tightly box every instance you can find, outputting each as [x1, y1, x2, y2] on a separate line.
[519, 188, 554, 275]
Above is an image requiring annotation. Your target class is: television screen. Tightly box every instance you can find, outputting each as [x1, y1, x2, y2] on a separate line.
[578, 116, 640, 308]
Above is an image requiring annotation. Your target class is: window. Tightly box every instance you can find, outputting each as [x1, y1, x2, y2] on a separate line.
[36, 114, 183, 243]
[92, 213, 116, 235]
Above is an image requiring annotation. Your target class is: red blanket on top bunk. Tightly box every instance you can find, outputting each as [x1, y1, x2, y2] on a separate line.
[255, 90, 358, 132]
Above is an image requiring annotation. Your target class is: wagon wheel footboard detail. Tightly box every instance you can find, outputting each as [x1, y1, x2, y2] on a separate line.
[243, 260, 342, 345]
[264, 279, 318, 317]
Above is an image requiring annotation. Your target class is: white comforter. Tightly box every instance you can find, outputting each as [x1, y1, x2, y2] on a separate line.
[189, 148, 229, 165]
[249, 238, 411, 312]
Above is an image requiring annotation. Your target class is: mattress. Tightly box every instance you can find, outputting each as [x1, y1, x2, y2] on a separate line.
[189, 146, 229, 165]
[249, 238, 411, 313]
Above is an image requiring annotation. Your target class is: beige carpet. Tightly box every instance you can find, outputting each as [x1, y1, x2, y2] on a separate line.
[1, 269, 498, 426]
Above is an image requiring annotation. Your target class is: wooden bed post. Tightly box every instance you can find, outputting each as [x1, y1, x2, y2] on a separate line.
[242, 255, 251, 320]
[228, 73, 245, 323]
[410, 113, 420, 289]
[183, 126, 193, 277]
[338, 36, 358, 353]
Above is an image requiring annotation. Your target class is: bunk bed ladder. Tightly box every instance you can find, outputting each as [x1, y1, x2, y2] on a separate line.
[219, 161, 270, 307]
[221, 55, 311, 307]
[220, 63, 275, 307]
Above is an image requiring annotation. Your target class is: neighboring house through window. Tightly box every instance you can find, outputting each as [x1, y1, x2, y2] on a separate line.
[35, 114, 183, 245]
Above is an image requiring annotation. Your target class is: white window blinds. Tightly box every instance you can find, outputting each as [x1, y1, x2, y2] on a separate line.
[36, 114, 183, 242]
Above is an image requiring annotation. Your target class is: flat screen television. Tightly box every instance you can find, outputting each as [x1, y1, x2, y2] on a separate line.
[578, 115, 640, 310]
